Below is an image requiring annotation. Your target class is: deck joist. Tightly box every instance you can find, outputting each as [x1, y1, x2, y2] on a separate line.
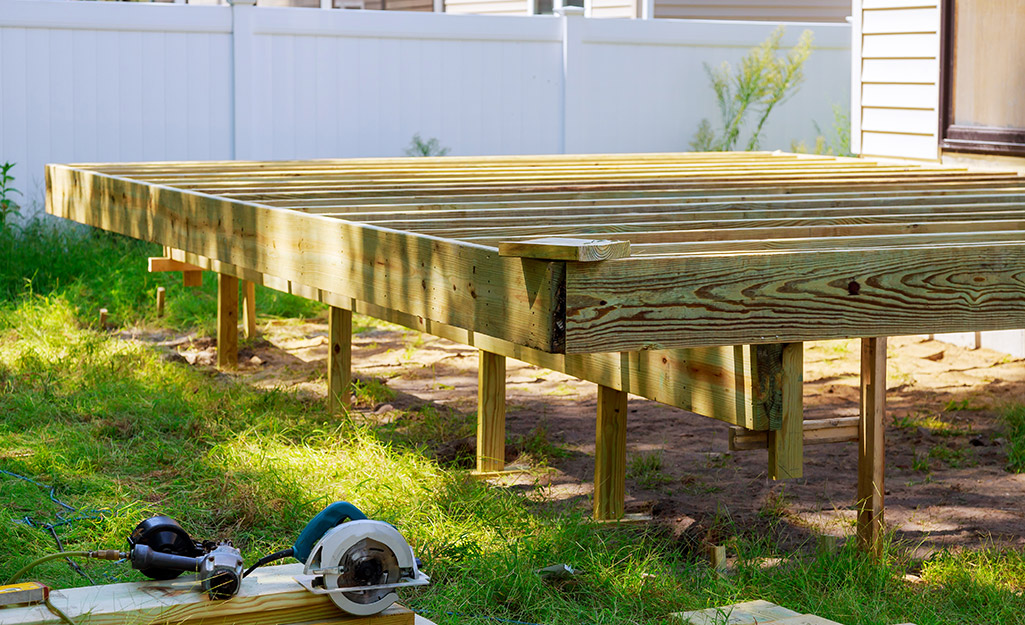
[47, 152, 1025, 355]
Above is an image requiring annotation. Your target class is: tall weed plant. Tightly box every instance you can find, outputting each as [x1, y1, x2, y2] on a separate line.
[691, 27, 814, 152]
[0, 162, 21, 230]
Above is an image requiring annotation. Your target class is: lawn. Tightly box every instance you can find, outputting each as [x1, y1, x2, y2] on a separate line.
[1, 220, 1025, 625]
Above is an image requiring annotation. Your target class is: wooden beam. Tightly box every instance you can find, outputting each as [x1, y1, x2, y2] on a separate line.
[594, 384, 627, 521]
[183, 270, 202, 287]
[327, 306, 353, 413]
[729, 417, 859, 451]
[151, 247, 774, 430]
[242, 280, 257, 339]
[476, 350, 506, 473]
[565, 244, 1025, 352]
[49, 167, 565, 354]
[858, 337, 887, 556]
[498, 237, 630, 262]
[217, 273, 239, 370]
[768, 342, 803, 480]
[156, 286, 165, 317]
[0, 563, 414, 625]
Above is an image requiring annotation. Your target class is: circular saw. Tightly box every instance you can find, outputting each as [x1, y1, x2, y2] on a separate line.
[290, 502, 429, 616]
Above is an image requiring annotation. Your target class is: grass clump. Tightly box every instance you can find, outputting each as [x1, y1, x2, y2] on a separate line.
[1003, 404, 1025, 472]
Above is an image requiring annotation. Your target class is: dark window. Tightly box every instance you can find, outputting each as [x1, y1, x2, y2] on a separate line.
[940, 0, 1025, 155]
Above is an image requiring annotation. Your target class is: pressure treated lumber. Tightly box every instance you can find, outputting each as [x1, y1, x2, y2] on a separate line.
[0, 563, 414, 625]
[217, 273, 239, 370]
[729, 417, 860, 451]
[477, 350, 507, 473]
[858, 337, 887, 557]
[768, 343, 803, 480]
[564, 244, 1025, 352]
[152, 245, 774, 430]
[594, 384, 628, 521]
[328, 305, 353, 413]
[243, 279, 257, 339]
[498, 237, 630, 262]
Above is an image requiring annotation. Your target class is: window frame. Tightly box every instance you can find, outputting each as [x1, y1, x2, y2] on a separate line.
[938, 0, 1025, 156]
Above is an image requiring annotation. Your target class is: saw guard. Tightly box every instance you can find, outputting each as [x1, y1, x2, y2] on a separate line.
[298, 519, 427, 616]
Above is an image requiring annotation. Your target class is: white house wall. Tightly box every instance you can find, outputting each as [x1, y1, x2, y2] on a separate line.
[854, 0, 941, 160]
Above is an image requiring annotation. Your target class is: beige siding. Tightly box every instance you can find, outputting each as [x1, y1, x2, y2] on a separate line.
[653, 0, 849, 22]
[445, 0, 526, 14]
[856, 0, 940, 161]
[590, 0, 637, 19]
[364, 0, 434, 10]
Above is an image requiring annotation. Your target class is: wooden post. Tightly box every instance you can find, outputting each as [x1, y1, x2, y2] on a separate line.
[857, 337, 887, 556]
[327, 306, 353, 414]
[156, 287, 166, 318]
[217, 274, 239, 369]
[242, 280, 257, 339]
[768, 342, 804, 480]
[98, 308, 108, 328]
[594, 384, 627, 520]
[477, 350, 506, 473]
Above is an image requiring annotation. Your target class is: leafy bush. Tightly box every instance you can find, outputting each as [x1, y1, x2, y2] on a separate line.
[405, 134, 450, 157]
[691, 27, 814, 152]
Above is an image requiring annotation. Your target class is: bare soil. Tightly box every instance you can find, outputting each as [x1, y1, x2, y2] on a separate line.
[139, 317, 1025, 554]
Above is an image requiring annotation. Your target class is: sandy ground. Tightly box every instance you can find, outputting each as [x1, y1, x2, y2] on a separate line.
[136, 316, 1025, 554]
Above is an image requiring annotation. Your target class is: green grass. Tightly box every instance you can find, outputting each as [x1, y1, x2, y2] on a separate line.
[3, 223, 1025, 624]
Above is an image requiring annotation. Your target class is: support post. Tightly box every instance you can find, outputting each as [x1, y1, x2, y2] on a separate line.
[594, 384, 627, 520]
[242, 280, 257, 339]
[327, 306, 353, 414]
[857, 337, 887, 556]
[217, 274, 239, 369]
[476, 350, 506, 473]
[768, 342, 804, 479]
[156, 287, 166, 318]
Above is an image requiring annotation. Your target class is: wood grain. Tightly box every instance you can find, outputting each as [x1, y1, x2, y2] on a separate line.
[565, 244, 1025, 352]
[477, 350, 507, 473]
[217, 273, 239, 370]
[594, 385, 628, 521]
[498, 237, 630, 262]
[243, 279, 257, 339]
[328, 305, 353, 413]
[0, 563, 414, 625]
[858, 337, 887, 556]
[768, 343, 804, 480]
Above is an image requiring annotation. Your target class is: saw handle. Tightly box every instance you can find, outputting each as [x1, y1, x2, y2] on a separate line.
[292, 501, 367, 562]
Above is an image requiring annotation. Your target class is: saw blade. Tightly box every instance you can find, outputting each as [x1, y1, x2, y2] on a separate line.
[327, 537, 401, 606]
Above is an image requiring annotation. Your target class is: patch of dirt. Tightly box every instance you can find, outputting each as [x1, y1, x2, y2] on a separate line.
[137, 320, 1025, 553]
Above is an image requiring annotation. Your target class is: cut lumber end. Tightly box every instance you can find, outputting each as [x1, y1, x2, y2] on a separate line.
[148, 256, 204, 274]
[498, 237, 630, 262]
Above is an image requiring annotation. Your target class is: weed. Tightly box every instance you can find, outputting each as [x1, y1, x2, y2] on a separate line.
[1005, 404, 1025, 473]
[351, 377, 396, 406]
[511, 421, 569, 464]
[928, 444, 975, 469]
[911, 449, 930, 473]
[627, 451, 673, 490]
[0, 162, 21, 229]
[691, 26, 814, 152]
[792, 104, 853, 156]
[404, 134, 450, 157]
[758, 489, 789, 519]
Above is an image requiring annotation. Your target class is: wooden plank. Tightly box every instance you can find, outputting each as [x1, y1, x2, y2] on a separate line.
[564, 244, 1025, 352]
[672, 600, 801, 625]
[148, 257, 205, 273]
[477, 350, 506, 473]
[858, 337, 887, 556]
[47, 166, 565, 354]
[156, 249, 770, 429]
[328, 305, 353, 413]
[768, 342, 803, 480]
[156, 286, 165, 318]
[217, 273, 239, 370]
[0, 563, 414, 625]
[729, 417, 860, 451]
[593, 384, 627, 521]
[498, 237, 630, 262]
[243, 280, 257, 339]
[183, 271, 203, 287]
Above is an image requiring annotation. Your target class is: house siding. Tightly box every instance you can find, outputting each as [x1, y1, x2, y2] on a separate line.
[444, 0, 526, 14]
[653, 0, 850, 22]
[589, 0, 638, 19]
[855, 0, 940, 160]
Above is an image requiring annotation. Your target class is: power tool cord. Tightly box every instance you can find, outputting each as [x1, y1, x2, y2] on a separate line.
[242, 547, 294, 578]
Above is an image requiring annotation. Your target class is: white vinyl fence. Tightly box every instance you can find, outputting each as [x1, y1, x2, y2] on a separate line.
[0, 0, 850, 215]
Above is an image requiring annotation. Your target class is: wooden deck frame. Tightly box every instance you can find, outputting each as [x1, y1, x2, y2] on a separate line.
[46, 153, 1025, 540]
